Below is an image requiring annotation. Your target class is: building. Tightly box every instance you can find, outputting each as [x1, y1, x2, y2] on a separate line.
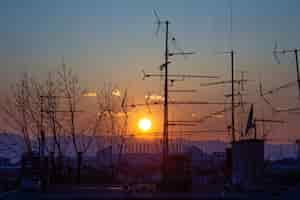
[232, 139, 264, 189]
[0, 157, 10, 167]
[184, 145, 225, 188]
[164, 154, 192, 192]
[296, 139, 300, 160]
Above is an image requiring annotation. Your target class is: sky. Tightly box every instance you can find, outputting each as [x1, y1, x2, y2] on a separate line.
[1, 0, 300, 142]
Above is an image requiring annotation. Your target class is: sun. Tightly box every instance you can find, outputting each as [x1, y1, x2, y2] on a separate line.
[138, 118, 152, 132]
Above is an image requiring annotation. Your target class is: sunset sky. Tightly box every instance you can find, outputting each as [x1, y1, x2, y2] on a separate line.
[1, 0, 300, 142]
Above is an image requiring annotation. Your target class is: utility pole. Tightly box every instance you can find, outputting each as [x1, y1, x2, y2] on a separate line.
[162, 20, 169, 186]
[295, 49, 300, 97]
[199, 50, 236, 142]
[40, 96, 45, 158]
[150, 10, 217, 188]
[231, 50, 235, 143]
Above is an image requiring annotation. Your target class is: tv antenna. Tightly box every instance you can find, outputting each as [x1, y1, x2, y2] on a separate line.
[200, 71, 252, 100]
[273, 41, 300, 97]
[209, 50, 236, 143]
[149, 130, 228, 136]
[169, 35, 196, 59]
[144, 10, 220, 186]
[126, 100, 241, 109]
[154, 9, 196, 59]
[142, 70, 218, 80]
[200, 79, 249, 87]
[196, 102, 242, 125]
[259, 80, 300, 114]
[168, 89, 197, 93]
[153, 9, 179, 185]
[244, 104, 285, 139]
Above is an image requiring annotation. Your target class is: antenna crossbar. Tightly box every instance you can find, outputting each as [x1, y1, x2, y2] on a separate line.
[200, 79, 250, 86]
[143, 71, 219, 79]
[168, 89, 197, 93]
[254, 119, 285, 123]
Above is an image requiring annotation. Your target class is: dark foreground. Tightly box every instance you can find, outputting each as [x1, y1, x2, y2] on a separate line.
[1, 185, 300, 200]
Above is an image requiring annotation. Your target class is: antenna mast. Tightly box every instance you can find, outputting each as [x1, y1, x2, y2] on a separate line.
[163, 20, 169, 185]
[229, 0, 235, 143]
[151, 10, 217, 187]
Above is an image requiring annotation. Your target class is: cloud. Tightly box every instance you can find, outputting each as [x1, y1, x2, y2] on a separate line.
[145, 94, 164, 102]
[83, 92, 97, 97]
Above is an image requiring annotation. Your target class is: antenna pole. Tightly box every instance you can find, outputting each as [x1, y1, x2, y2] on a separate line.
[262, 110, 265, 138]
[241, 71, 245, 91]
[39, 95, 47, 191]
[40, 96, 45, 158]
[294, 49, 300, 97]
[254, 120, 257, 139]
[163, 20, 169, 185]
[231, 50, 236, 143]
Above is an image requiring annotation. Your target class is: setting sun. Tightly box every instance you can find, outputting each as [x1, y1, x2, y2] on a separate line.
[138, 118, 152, 132]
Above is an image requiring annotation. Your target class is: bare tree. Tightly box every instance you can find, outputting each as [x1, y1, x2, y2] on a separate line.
[0, 65, 104, 185]
[0, 73, 43, 156]
[40, 73, 71, 182]
[96, 84, 129, 179]
[57, 64, 101, 184]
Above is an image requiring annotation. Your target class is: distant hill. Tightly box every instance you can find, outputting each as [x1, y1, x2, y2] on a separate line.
[0, 132, 297, 162]
[0, 132, 24, 163]
[265, 143, 297, 160]
[186, 140, 227, 154]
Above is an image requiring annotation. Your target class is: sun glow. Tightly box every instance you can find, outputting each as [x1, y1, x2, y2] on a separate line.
[138, 118, 152, 132]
